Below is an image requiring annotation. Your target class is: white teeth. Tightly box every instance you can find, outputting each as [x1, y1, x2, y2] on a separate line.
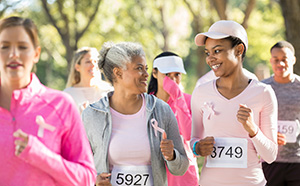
[9, 64, 19, 67]
[212, 64, 220, 69]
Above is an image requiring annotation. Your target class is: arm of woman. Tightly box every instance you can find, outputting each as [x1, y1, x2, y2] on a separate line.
[249, 86, 278, 163]
[16, 102, 97, 185]
[190, 88, 215, 157]
[163, 104, 189, 176]
[163, 76, 192, 140]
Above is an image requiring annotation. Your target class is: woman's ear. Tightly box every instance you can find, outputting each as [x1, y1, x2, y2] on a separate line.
[236, 43, 244, 56]
[75, 63, 80, 72]
[113, 67, 123, 79]
[152, 68, 158, 79]
[33, 46, 41, 64]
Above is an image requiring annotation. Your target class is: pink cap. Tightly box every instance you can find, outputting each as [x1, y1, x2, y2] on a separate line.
[194, 20, 248, 51]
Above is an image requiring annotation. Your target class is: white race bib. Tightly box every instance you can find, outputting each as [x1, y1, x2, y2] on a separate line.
[111, 165, 153, 186]
[206, 137, 248, 168]
[278, 120, 299, 143]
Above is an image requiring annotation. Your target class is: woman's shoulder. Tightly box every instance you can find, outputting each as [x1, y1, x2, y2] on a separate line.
[192, 79, 214, 96]
[250, 79, 273, 91]
[144, 93, 171, 111]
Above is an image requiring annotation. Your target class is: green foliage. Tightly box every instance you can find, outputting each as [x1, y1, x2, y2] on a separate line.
[0, 0, 285, 92]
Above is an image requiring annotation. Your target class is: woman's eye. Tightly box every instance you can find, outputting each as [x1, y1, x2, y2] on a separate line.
[215, 49, 220, 54]
[19, 46, 28, 50]
[0, 45, 8, 49]
[205, 52, 210, 57]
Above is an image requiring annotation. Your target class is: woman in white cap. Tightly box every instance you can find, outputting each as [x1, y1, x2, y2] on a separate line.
[82, 43, 189, 186]
[148, 52, 199, 186]
[190, 20, 278, 186]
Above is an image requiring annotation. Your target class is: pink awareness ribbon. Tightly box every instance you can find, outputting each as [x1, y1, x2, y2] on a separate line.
[36, 115, 56, 137]
[202, 102, 215, 120]
[151, 118, 165, 137]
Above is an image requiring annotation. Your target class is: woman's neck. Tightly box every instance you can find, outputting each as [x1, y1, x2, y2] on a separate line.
[0, 78, 30, 111]
[216, 68, 249, 99]
[74, 77, 93, 87]
[110, 88, 143, 115]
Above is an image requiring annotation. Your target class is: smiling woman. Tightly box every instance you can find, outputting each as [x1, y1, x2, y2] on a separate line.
[64, 47, 113, 113]
[82, 42, 189, 186]
[191, 20, 278, 186]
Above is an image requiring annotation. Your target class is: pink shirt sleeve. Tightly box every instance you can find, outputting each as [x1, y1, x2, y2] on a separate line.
[250, 86, 278, 163]
[18, 103, 96, 186]
[163, 76, 192, 140]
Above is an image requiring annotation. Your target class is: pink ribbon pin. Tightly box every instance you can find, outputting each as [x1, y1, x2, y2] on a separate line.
[36, 115, 56, 137]
[202, 102, 215, 120]
[151, 118, 165, 137]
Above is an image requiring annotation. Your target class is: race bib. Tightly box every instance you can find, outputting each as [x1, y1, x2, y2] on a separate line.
[206, 137, 248, 168]
[278, 120, 299, 143]
[111, 165, 153, 186]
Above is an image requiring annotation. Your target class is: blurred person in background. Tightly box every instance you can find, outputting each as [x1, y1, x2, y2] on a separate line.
[262, 41, 300, 186]
[64, 47, 112, 113]
[148, 51, 199, 186]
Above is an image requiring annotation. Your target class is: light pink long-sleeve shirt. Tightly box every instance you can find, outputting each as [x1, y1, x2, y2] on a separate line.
[0, 74, 96, 186]
[191, 79, 278, 186]
[163, 77, 199, 186]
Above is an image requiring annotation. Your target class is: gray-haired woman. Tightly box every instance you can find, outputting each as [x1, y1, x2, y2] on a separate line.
[82, 42, 189, 186]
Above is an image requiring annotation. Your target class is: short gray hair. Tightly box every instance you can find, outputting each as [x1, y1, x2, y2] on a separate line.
[98, 42, 145, 85]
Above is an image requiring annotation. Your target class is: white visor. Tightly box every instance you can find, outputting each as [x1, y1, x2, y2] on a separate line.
[153, 56, 186, 74]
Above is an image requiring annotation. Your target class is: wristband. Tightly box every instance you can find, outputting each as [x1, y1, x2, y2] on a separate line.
[192, 141, 199, 156]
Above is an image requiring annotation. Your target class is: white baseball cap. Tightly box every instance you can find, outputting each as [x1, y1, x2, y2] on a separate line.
[194, 20, 248, 51]
[153, 56, 186, 74]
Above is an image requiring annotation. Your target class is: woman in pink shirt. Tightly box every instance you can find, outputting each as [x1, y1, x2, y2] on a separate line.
[0, 16, 96, 185]
[191, 20, 278, 186]
[148, 52, 199, 186]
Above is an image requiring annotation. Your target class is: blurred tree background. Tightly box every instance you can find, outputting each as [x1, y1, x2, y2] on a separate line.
[0, 0, 294, 95]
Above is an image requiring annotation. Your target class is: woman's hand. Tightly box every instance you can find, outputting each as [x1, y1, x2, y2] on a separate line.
[96, 173, 112, 186]
[160, 132, 175, 161]
[196, 136, 215, 156]
[237, 104, 258, 137]
[277, 132, 286, 146]
[13, 129, 29, 156]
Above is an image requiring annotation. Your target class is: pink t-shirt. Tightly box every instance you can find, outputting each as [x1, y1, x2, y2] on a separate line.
[191, 79, 278, 186]
[108, 95, 151, 169]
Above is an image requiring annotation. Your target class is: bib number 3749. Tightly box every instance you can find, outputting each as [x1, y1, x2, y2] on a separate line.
[206, 137, 248, 168]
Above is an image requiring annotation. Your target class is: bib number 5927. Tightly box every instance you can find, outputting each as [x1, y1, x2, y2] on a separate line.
[115, 173, 149, 185]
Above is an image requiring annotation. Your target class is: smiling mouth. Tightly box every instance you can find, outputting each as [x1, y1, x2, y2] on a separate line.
[7, 63, 22, 68]
[211, 64, 221, 70]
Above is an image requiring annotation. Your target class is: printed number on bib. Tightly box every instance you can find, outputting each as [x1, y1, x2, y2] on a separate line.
[278, 120, 299, 143]
[115, 173, 149, 185]
[111, 165, 153, 186]
[206, 137, 247, 168]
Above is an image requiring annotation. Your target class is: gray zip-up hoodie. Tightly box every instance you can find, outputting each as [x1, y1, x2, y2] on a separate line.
[82, 92, 189, 186]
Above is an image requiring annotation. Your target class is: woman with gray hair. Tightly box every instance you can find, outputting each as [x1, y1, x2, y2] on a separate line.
[64, 47, 112, 113]
[82, 42, 189, 186]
